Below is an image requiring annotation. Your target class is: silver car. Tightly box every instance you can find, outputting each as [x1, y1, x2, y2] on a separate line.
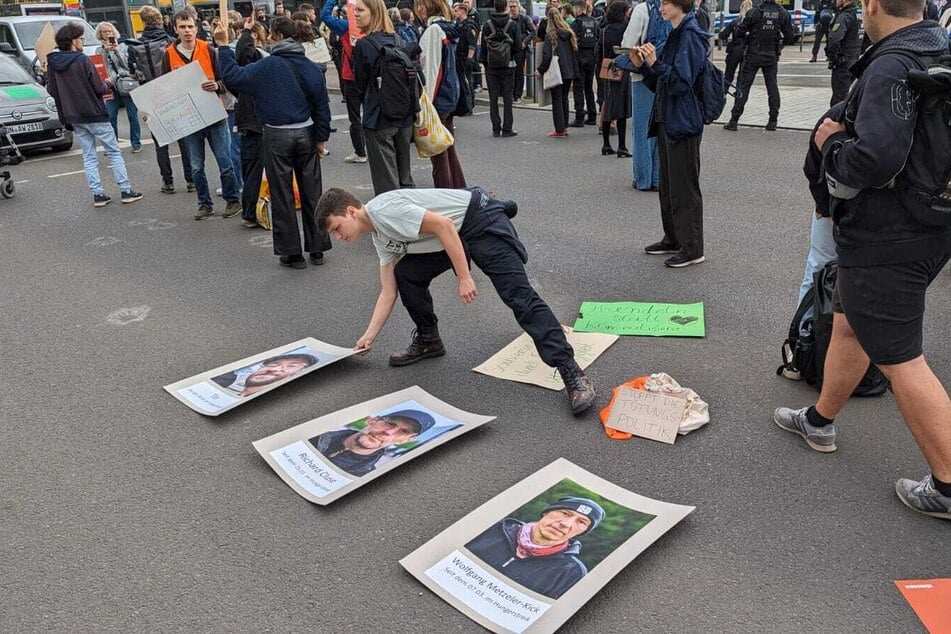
[0, 15, 98, 78]
[0, 53, 71, 152]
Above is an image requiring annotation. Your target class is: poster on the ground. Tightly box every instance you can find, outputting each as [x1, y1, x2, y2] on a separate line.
[163, 337, 355, 416]
[573, 301, 705, 337]
[895, 579, 951, 634]
[130, 63, 227, 146]
[401, 458, 694, 634]
[472, 327, 618, 391]
[253, 386, 493, 505]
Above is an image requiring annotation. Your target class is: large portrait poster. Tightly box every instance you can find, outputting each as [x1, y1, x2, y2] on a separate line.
[253, 386, 494, 505]
[163, 337, 355, 416]
[401, 459, 694, 634]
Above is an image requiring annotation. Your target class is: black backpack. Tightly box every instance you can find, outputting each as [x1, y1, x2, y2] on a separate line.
[368, 34, 420, 122]
[694, 56, 726, 124]
[777, 261, 889, 397]
[127, 35, 172, 84]
[485, 20, 514, 70]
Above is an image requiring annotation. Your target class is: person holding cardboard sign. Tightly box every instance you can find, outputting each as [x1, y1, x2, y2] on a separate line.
[316, 186, 597, 415]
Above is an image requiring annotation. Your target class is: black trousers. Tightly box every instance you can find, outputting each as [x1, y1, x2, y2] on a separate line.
[261, 125, 332, 257]
[573, 60, 597, 120]
[724, 46, 744, 86]
[154, 134, 192, 185]
[812, 21, 829, 58]
[830, 63, 852, 106]
[731, 55, 780, 120]
[239, 130, 265, 222]
[550, 80, 573, 132]
[486, 69, 515, 134]
[513, 48, 528, 99]
[393, 214, 574, 368]
[341, 79, 366, 157]
[657, 125, 703, 258]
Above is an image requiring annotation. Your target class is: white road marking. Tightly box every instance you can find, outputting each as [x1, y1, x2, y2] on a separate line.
[85, 237, 120, 246]
[48, 169, 86, 178]
[106, 305, 151, 326]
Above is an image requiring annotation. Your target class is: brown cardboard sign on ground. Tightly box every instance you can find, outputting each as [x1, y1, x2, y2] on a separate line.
[472, 327, 618, 391]
[604, 387, 686, 444]
[401, 459, 693, 634]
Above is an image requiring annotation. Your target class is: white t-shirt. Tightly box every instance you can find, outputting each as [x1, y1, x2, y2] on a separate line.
[365, 189, 472, 266]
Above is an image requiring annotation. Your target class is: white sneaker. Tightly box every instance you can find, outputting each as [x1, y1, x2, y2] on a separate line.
[215, 187, 223, 196]
[344, 153, 367, 164]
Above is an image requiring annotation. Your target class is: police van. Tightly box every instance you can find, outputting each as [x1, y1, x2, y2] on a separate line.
[715, 0, 816, 37]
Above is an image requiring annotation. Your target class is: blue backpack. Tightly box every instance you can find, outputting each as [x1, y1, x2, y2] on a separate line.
[695, 56, 726, 124]
[646, 0, 672, 47]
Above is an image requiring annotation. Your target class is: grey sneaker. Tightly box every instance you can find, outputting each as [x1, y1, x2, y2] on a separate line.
[194, 204, 214, 221]
[222, 201, 242, 218]
[773, 406, 837, 453]
[895, 475, 951, 520]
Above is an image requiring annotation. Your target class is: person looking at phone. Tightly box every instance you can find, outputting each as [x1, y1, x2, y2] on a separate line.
[94, 22, 142, 153]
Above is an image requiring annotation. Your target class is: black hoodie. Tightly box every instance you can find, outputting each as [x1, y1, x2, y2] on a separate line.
[819, 21, 951, 266]
[45, 50, 110, 127]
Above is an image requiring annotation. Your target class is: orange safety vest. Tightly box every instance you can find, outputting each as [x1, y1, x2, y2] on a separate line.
[165, 39, 216, 80]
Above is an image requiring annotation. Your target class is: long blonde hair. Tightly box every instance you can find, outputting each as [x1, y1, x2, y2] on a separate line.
[358, 0, 395, 33]
[415, 0, 452, 21]
[547, 6, 577, 50]
[739, 0, 753, 19]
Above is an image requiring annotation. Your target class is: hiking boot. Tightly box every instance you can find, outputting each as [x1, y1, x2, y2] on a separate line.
[279, 254, 307, 269]
[194, 204, 214, 221]
[161, 182, 175, 194]
[665, 253, 705, 268]
[241, 219, 259, 228]
[121, 190, 143, 204]
[558, 360, 596, 415]
[895, 475, 951, 520]
[773, 406, 837, 453]
[93, 193, 112, 208]
[723, 120, 738, 131]
[388, 329, 446, 367]
[765, 118, 778, 131]
[186, 182, 196, 193]
[645, 240, 680, 255]
[345, 153, 368, 164]
[222, 201, 242, 218]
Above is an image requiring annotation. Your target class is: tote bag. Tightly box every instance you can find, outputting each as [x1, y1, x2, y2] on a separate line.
[413, 91, 454, 158]
[543, 54, 563, 90]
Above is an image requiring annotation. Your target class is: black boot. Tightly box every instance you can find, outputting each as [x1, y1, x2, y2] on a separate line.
[765, 118, 778, 131]
[723, 119, 738, 131]
[388, 329, 446, 367]
[557, 359, 596, 415]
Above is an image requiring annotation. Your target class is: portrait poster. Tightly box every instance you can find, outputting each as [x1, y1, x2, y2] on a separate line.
[472, 327, 618, 391]
[401, 458, 694, 634]
[163, 337, 355, 416]
[88, 54, 113, 102]
[130, 63, 227, 146]
[253, 386, 494, 505]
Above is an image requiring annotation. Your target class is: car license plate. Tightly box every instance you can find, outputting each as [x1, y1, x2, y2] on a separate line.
[6, 122, 44, 135]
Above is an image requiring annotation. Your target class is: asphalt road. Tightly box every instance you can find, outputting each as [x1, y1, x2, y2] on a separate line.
[1, 101, 948, 633]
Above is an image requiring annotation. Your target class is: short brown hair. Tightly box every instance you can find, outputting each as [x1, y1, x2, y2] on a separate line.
[316, 188, 362, 230]
[877, 0, 925, 17]
[661, 0, 693, 14]
[139, 5, 163, 26]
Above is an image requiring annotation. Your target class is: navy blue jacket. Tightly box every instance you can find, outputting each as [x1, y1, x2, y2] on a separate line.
[46, 51, 111, 126]
[640, 12, 708, 141]
[352, 32, 415, 130]
[218, 39, 331, 141]
[465, 518, 587, 599]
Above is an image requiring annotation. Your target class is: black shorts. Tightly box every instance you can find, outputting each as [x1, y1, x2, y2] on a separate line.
[832, 254, 950, 365]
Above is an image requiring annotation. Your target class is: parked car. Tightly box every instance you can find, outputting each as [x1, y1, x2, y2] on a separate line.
[0, 53, 71, 152]
[0, 15, 98, 80]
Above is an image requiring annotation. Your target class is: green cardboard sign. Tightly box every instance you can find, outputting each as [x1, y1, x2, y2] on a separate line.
[573, 301, 705, 337]
[2, 85, 42, 100]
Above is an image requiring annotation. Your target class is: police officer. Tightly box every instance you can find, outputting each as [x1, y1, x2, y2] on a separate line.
[825, 0, 860, 106]
[723, 0, 796, 131]
[570, 0, 600, 126]
[810, 0, 836, 63]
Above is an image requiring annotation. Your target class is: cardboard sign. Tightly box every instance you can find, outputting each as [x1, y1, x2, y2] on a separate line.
[130, 63, 227, 146]
[895, 579, 951, 634]
[253, 386, 494, 505]
[33, 22, 56, 65]
[163, 337, 355, 416]
[88, 54, 114, 101]
[401, 459, 694, 634]
[573, 301, 705, 337]
[473, 327, 618, 391]
[605, 387, 685, 444]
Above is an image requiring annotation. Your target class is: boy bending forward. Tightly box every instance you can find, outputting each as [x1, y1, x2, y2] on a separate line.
[316, 187, 596, 415]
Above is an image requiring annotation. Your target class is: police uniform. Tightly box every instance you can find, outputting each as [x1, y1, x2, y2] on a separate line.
[725, 0, 796, 129]
[825, 3, 860, 106]
[571, 13, 600, 124]
[811, 0, 836, 62]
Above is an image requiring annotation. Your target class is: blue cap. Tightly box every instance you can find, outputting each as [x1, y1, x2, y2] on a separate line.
[383, 409, 435, 434]
[541, 496, 605, 533]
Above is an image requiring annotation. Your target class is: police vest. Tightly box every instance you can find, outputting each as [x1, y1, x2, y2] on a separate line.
[576, 16, 599, 50]
[750, 3, 783, 55]
[831, 8, 861, 61]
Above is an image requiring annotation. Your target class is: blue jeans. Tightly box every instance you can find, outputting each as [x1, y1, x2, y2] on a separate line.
[106, 92, 141, 149]
[227, 110, 243, 190]
[73, 121, 131, 196]
[798, 214, 837, 330]
[182, 120, 239, 207]
[631, 80, 659, 190]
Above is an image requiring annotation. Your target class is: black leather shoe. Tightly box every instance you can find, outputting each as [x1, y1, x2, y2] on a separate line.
[765, 119, 778, 131]
[309, 253, 325, 266]
[723, 120, 738, 131]
[492, 130, 501, 137]
[601, 145, 615, 155]
[388, 329, 446, 367]
[568, 120, 585, 128]
[616, 148, 632, 158]
[279, 254, 307, 269]
[558, 360, 596, 415]
[501, 130, 518, 137]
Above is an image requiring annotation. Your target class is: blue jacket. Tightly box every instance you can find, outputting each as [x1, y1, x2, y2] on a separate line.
[641, 12, 708, 141]
[218, 40, 331, 141]
[419, 19, 462, 114]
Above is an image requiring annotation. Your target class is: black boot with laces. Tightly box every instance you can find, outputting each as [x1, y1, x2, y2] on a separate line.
[388, 329, 446, 367]
[557, 359, 597, 415]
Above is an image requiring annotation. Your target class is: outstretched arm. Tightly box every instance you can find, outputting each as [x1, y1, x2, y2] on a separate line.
[357, 260, 400, 353]
[419, 212, 477, 304]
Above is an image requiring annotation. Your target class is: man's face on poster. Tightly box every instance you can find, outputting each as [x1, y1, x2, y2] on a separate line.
[245, 358, 311, 387]
[351, 415, 421, 451]
[536, 508, 592, 543]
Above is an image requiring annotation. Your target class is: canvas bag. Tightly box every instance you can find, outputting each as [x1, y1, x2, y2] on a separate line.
[413, 91, 454, 157]
[543, 54, 563, 90]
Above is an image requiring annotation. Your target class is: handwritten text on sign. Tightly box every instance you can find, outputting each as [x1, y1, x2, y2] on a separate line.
[573, 301, 705, 337]
[605, 387, 686, 444]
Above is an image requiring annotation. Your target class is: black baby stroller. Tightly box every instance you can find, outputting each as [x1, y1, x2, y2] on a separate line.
[0, 123, 25, 199]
